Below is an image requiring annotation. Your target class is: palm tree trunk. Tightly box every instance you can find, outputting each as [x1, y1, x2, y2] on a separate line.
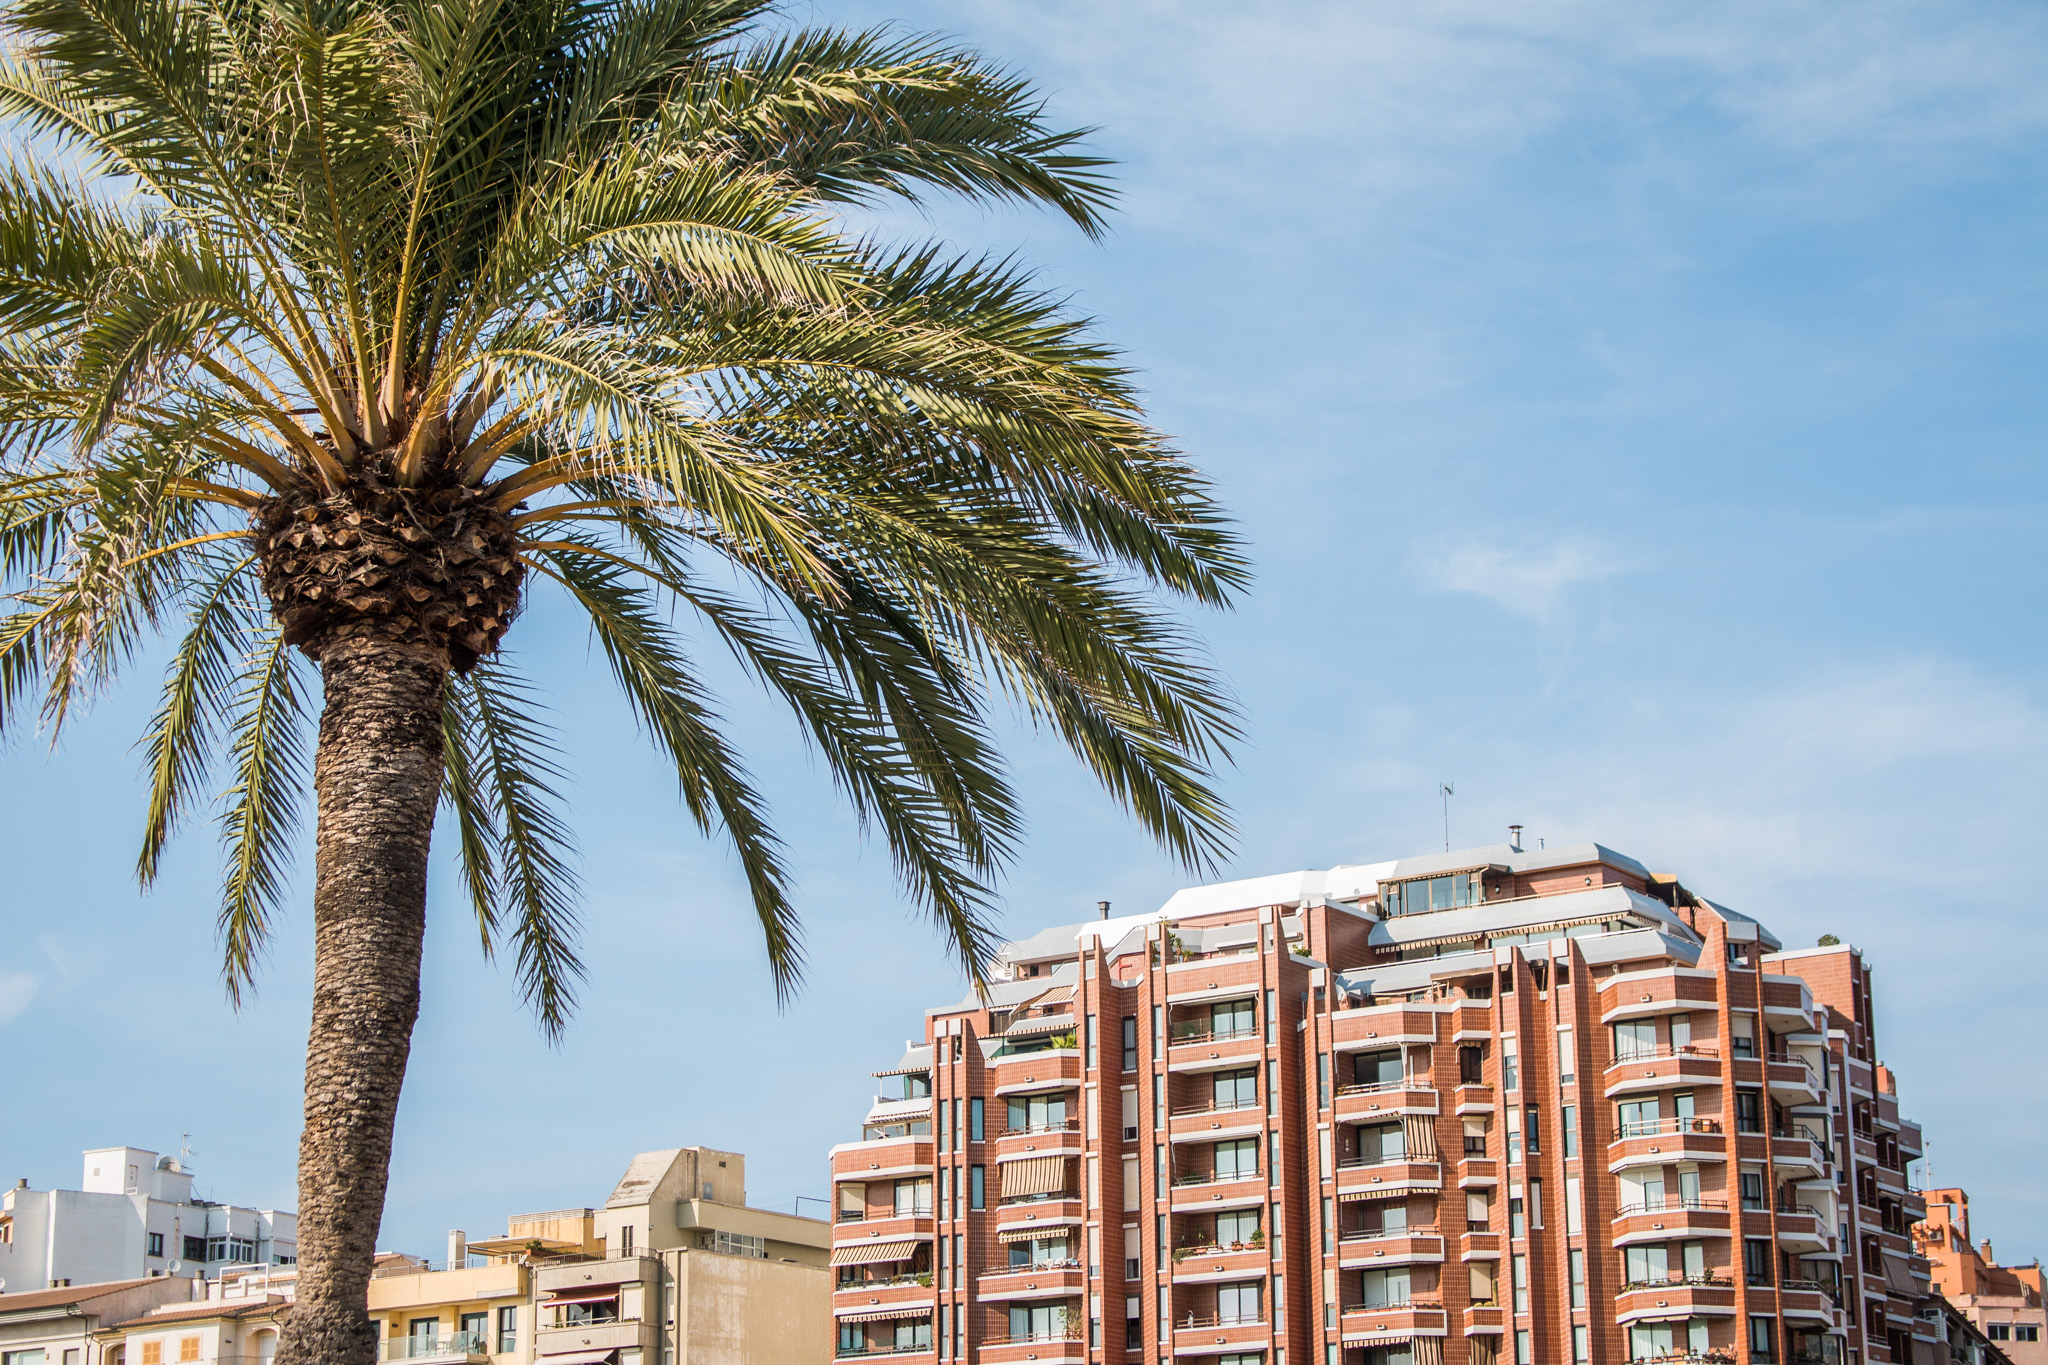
[275, 640, 448, 1365]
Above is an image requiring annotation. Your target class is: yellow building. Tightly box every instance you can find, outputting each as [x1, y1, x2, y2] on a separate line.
[99, 1295, 287, 1365]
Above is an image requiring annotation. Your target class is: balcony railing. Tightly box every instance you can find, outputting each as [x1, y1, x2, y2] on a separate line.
[1775, 1202, 1824, 1220]
[1627, 1354, 1734, 1365]
[1336, 1078, 1428, 1097]
[1169, 1023, 1258, 1045]
[383, 1333, 488, 1361]
[1611, 1044, 1722, 1065]
[835, 1345, 934, 1359]
[985, 1330, 1084, 1345]
[1172, 1170, 1258, 1187]
[1175, 1313, 1269, 1328]
[1339, 1224, 1439, 1242]
[839, 1272, 933, 1290]
[1169, 1097, 1261, 1118]
[1611, 1118, 1723, 1141]
[1339, 1297, 1442, 1313]
[999, 1118, 1079, 1137]
[1619, 1273, 1732, 1292]
[1614, 1197, 1728, 1217]
[1781, 1277, 1842, 1305]
[984, 1259, 1082, 1275]
[1335, 1153, 1428, 1170]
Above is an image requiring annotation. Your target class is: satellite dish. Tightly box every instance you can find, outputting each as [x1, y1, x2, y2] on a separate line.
[0, 1275, 10, 1290]
[167, 1260, 182, 1274]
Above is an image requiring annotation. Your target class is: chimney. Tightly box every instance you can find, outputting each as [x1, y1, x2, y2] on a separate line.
[1982, 1239, 1995, 1264]
[1508, 825, 1523, 853]
[1097, 900, 1110, 920]
[447, 1230, 467, 1270]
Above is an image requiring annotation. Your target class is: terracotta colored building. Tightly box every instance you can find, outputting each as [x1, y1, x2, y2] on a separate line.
[829, 840, 1937, 1365]
[1914, 1189, 2045, 1365]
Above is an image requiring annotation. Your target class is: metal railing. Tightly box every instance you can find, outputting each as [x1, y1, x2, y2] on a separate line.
[838, 1272, 932, 1290]
[1627, 1354, 1735, 1365]
[1618, 1273, 1731, 1292]
[1339, 1225, 1440, 1243]
[999, 1118, 1079, 1137]
[1334, 1153, 1430, 1170]
[1336, 1078, 1429, 1097]
[1609, 1044, 1722, 1065]
[1775, 1202, 1824, 1220]
[834, 1345, 934, 1359]
[1169, 1097, 1260, 1118]
[1613, 1197, 1728, 1217]
[383, 1333, 488, 1361]
[1611, 1117, 1723, 1141]
[1338, 1297, 1443, 1314]
[1174, 1313, 1269, 1329]
[982, 1258, 1082, 1275]
[1171, 1169, 1258, 1187]
[1169, 1022, 1258, 1045]
[984, 1330, 1083, 1345]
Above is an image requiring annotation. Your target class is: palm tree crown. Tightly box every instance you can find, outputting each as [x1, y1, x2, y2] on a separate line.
[0, 0, 1243, 1356]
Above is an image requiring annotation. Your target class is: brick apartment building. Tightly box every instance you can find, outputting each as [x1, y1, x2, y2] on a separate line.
[828, 839, 1934, 1365]
[1914, 1189, 2045, 1364]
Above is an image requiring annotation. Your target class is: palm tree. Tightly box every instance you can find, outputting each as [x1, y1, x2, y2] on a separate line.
[0, 0, 1244, 1358]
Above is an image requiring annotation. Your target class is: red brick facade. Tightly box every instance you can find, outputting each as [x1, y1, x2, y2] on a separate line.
[829, 842, 1930, 1365]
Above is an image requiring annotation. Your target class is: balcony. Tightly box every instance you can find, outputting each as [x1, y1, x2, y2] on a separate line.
[1599, 975, 1719, 1024]
[1779, 1278, 1844, 1321]
[1460, 1229, 1501, 1259]
[981, 1330, 1084, 1364]
[1333, 1080, 1440, 1121]
[1168, 1172, 1267, 1211]
[996, 1119, 1084, 1161]
[1171, 1314, 1272, 1355]
[1330, 1004, 1441, 1046]
[1771, 1127, 1831, 1177]
[835, 1279, 936, 1315]
[835, 1211, 938, 1242]
[993, 1196, 1083, 1241]
[1774, 1204, 1831, 1254]
[834, 1348, 934, 1361]
[1612, 1199, 1731, 1246]
[532, 1319, 655, 1358]
[1169, 1243, 1269, 1282]
[834, 1139, 936, 1183]
[1605, 1045, 1725, 1098]
[1766, 1054, 1823, 1103]
[1608, 1118, 1726, 1171]
[1334, 1157, 1443, 1198]
[1614, 1275, 1737, 1323]
[1336, 1227, 1445, 1268]
[381, 1334, 489, 1364]
[1337, 1299, 1447, 1341]
[1451, 1083, 1495, 1114]
[1166, 1100, 1265, 1143]
[976, 1262, 1085, 1301]
[991, 1051, 1081, 1093]
[1166, 1024, 1263, 1073]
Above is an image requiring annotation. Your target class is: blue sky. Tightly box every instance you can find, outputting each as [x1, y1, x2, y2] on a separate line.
[4, 0, 2045, 1270]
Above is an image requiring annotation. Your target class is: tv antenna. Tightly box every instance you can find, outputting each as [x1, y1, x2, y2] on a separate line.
[1439, 781, 1455, 852]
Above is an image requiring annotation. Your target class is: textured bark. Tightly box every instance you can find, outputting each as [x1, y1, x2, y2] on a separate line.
[273, 637, 449, 1365]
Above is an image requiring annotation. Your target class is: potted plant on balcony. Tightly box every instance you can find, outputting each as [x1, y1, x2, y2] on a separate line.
[1249, 1228, 1265, 1249]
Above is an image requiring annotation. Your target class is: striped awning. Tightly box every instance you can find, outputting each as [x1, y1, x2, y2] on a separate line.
[835, 1307, 933, 1324]
[1339, 1182, 1440, 1202]
[830, 1240, 924, 1267]
[1004, 1015, 1077, 1038]
[543, 1288, 620, 1305]
[995, 1225, 1072, 1245]
[1001, 1156, 1070, 1197]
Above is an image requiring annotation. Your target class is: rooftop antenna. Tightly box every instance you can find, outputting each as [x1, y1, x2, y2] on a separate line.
[1439, 782, 1455, 852]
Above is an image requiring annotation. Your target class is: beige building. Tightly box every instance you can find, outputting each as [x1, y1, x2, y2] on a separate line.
[99, 1296, 287, 1365]
[0, 1278, 194, 1365]
[474, 1147, 828, 1365]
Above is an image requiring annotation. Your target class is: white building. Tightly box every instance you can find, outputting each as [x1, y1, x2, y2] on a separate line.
[0, 1148, 294, 1291]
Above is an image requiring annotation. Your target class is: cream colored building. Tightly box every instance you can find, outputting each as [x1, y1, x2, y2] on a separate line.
[0, 1277, 194, 1365]
[97, 1294, 287, 1365]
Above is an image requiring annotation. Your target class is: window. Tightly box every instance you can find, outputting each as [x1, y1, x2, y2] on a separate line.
[1357, 1121, 1405, 1164]
[1126, 1296, 1143, 1349]
[1625, 1244, 1669, 1286]
[178, 1340, 201, 1364]
[1357, 1266, 1410, 1309]
[1007, 1235, 1070, 1268]
[183, 1236, 207, 1262]
[712, 1230, 767, 1258]
[1750, 1315, 1778, 1362]
[1265, 990, 1277, 1044]
[1007, 1091, 1069, 1133]
[1217, 1208, 1261, 1244]
[459, 1312, 487, 1347]
[1565, 1175, 1582, 1234]
[1086, 1013, 1097, 1068]
[146, 1232, 164, 1257]
[1458, 1045, 1484, 1085]
[142, 1348, 163, 1365]
[1509, 1197, 1525, 1239]
[1561, 1105, 1578, 1159]
[1466, 1191, 1490, 1232]
[1617, 1097, 1660, 1138]
[1214, 1138, 1259, 1179]
[1515, 1329, 1531, 1364]
[1008, 1304, 1068, 1341]
[969, 1165, 985, 1210]
[1383, 871, 1481, 916]
[969, 1098, 984, 1142]
[1502, 1039, 1518, 1091]
[1669, 1012, 1691, 1049]
[1731, 1012, 1757, 1058]
[1464, 1117, 1488, 1156]
[1524, 1106, 1541, 1156]
[1354, 1047, 1403, 1088]
[839, 1322, 866, 1354]
[1572, 1325, 1589, 1363]
[1469, 1260, 1497, 1304]
[1614, 1019, 1656, 1060]
[1989, 1326, 2011, 1342]
[1569, 1248, 1586, 1308]
[560, 1296, 619, 1326]
[1512, 1253, 1529, 1312]
[1218, 1280, 1263, 1325]
[1530, 1180, 1543, 1228]
[1736, 1089, 1763, 1134]
[1556, 1028, 1574, 1081]
[1741, 1171, 1767, 1212]
[496, 1307, 517, 1354]
[2018, 1326, 2040, 1343]
[5, 1353, 48, 1365]
[1745, 1238, 1773, 1286]
[896, 1178, 933, 1216]
[1213, 1068, 1258, 1111]
[1122, 1016, 1138, 1071]
[619, 1224, 634, 1255]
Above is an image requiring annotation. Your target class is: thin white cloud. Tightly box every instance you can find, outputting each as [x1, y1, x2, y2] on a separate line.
[0, 973, 38, 1024]
[1421, 541, 1625, 618]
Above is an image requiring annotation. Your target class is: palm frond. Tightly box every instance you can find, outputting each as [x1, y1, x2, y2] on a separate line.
[217, 627, 311, 1004]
